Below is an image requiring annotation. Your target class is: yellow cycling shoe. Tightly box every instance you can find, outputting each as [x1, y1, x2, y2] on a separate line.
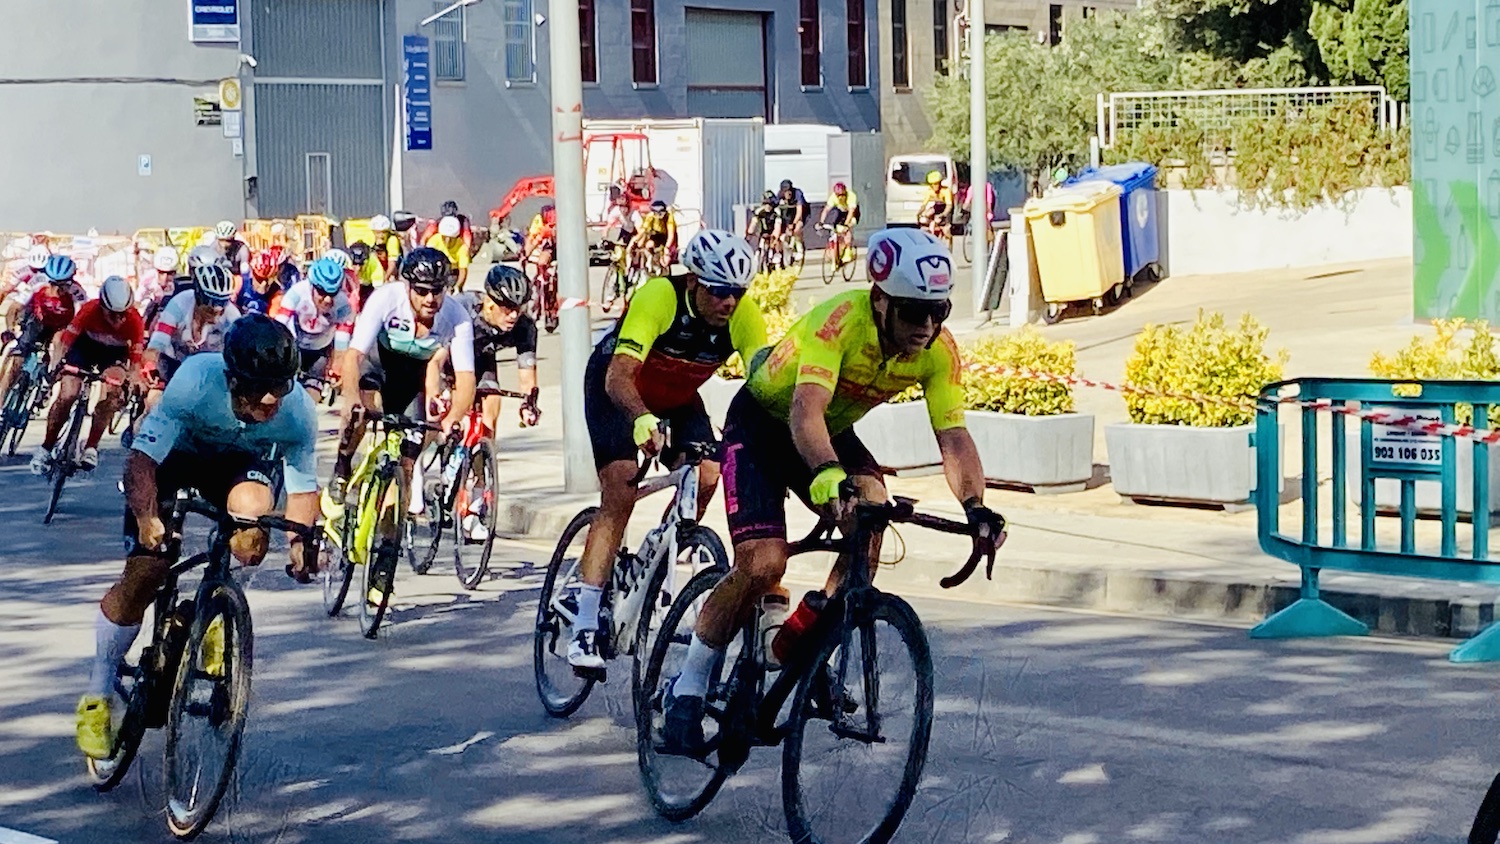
[202, 616, 225, 677]
[76, 695, 114, 760]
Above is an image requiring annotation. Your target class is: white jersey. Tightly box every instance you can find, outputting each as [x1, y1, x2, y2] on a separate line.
[148, 289, 241, 361]
[349, 282, 475, 372]
[272, 281, 354, 352]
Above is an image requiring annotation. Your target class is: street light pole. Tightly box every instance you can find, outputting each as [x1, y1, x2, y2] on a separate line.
[548, 0, 597, 493]
[968, 0, 988, 304]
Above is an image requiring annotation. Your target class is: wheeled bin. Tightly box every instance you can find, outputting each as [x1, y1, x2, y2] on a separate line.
[1022, 181, 1126, 322]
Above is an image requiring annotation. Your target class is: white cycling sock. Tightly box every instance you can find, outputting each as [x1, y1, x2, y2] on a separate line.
[574, 584, 604, 633]
[409, 462, 426, 515]
[88, 609, 140, 698]
[673, 633, 720, 699]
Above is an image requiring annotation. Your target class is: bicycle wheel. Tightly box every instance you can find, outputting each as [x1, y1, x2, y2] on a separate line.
[782, 593, 934, 844]
[1472, 770, 1500, 843]
[412, 444, 450, 575]
[2, 369, 32, 457]
[839, 242, 858, 282]
[358, 469, 407, 639]
[787, 237, 806, 275]
[637, 566, 742, 822]
[453, 440, 498, 590]
[821, 241, 837, 285]
[164, 582, 253, 840]
[630, 525, 729, 703]
[601, 265, 623, 312]
[44, 407, 82, 524]
[86, 603, 162, 792]
[320, 483, 360, 617]
[534, 507, 599, 717]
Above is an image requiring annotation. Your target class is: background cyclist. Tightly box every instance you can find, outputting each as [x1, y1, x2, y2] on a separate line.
[272, 256, 354, 401]
[142, 262, 241, 414]
[0, 255, 86, 406]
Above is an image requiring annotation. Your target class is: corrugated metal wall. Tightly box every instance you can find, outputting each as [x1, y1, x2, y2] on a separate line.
[701, 119, 766, 231]
[684, 9, 767, 119]
[251, 0, 384, 78]
[256, 84, 386, 217]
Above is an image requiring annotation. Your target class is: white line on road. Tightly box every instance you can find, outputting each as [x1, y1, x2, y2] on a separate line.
[0, 827, 59, 844]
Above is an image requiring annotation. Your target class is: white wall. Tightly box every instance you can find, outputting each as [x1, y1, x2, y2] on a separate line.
[1162, 188, 1412, 277]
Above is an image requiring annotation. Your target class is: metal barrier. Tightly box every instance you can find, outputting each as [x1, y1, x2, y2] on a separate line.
[1252, 377, 1500, 662]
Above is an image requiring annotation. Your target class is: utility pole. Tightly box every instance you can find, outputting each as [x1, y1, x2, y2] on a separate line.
[548, 0, 597, 493]
[968, 0, 988, 306]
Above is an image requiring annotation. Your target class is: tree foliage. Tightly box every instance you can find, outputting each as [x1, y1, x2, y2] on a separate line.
[1309, 0, 1409, 98]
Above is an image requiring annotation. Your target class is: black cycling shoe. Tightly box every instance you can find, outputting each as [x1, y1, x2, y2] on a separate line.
[657, 678, 707, 758]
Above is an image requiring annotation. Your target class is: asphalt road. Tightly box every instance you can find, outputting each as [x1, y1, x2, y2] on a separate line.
[4, 436, 1500, 844]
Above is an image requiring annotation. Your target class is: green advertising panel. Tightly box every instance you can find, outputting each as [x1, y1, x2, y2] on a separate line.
[1413, 2, 1500, 319]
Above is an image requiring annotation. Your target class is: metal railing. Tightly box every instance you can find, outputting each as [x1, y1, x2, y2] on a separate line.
[1097, 86, 1403, 149]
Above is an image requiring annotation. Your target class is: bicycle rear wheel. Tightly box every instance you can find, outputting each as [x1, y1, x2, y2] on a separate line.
[453, 440, 499, 590]
[636, 566, 741, 822]
[534, 507, 600, 717]
[164, 582, 253, 840]
[782, 593, 934, 844]
[358, 469, 407, 639]
[1472, 770, 1500, 843]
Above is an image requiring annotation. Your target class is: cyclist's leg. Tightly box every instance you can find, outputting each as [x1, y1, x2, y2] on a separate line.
[299, 346, 331, 404]
[221, 458, 282, 566]
[0, 319, 41, 401]
[477, 367, 503, 434]
[41, 370, 83, 450]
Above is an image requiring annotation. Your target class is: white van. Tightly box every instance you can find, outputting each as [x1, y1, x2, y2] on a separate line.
[886, 153, 955, 225]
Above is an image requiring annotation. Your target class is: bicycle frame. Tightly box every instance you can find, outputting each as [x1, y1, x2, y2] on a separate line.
[344, 428, 406, 566]
[611, 458, 701, 650]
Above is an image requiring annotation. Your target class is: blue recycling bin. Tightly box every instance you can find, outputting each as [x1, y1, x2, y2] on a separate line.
[1065, 163, 1160, 280]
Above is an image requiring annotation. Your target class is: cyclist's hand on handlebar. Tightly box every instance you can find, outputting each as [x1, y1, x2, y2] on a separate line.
[285, 536, 317, 583]
[633, 412, 664, 457]
[519, 388, 541, 427]
[137, 513, 167, 552]
[962, 497, 1007, 551]
[809, 463, 848, 507]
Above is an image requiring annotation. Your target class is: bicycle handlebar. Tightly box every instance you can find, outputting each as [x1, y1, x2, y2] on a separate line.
[173, 492, 318, 542]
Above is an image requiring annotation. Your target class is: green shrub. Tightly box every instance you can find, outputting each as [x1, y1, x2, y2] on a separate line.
[962, 328, 1077, 415]
[1123, 311, 1287, 427]
[1370, 319, 1500, 424]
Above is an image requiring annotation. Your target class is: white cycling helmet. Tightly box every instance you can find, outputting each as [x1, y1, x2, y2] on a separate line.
[322, 248, 351, 270]
[682, 229, 755, 289]
[192, 264, 237, 303]
[152, 246, 180, 273]
[438, 215, 461, 238]
[866, 228, 954, 302]
[370, 214, 393, 232]
[187, 245, 225, 271]
[215, 220, 238, 240]
[100, 275, 134, 313]
[26, 245, 50, 270]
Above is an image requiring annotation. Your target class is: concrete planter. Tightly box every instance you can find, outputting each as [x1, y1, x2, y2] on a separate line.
[700, 375, 743, 430]
[1343, 439, 1500, 516]
[966, 410, 1094, 492]
[1106, 422, 1273, 504]
[855, 401, 941, 471]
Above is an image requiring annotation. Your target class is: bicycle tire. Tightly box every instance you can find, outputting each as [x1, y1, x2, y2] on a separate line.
[821, 241, 837, 285]
[164, 582, 253, 840]
[2, 369, 32, 456]
[453, 440, 498, 590]
[782, 593, 934, 844]
[320, 483, 360, 617]
[1471, 770, 1500, 843]
[788, 238, 806, 275]
[637, 566, 737, 822]
[358, 468, 407, 639]
[412, 443, 450, 575]
[534, 507, 600, 717]
[631, 525, 729, 705]
[840, 245, 858, 282]
[43, 405, 84, 524]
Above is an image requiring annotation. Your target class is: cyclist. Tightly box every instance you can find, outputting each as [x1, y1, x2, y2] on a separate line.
[30, 276, 145, 474]
[820, 181, 860, 263]
[0, 255, 86, 406]
[325, 247, 476, 514]
[423, 216, 470, 290]
[745, 191, 778, 243]
[1, 245, 53, 339]
[658, 228, 1003, 754]
[775, 179, 811, 242]
[369, 214, 404, 280]
[419, 200, 475, 255]
[214, 220, 253, 288]
[272, 257, 354, 400]
[630, 200, 677, 272]
[349, 241, 381, 303]
[918, 171, 954, 242]
[236, 250, 285, 316]
[75, 315, 319, 759]
[137, 247, 182, 319]
[526, 205, 557, 258]
[144, 263, 241, 407]
[569, 229, 765, 671]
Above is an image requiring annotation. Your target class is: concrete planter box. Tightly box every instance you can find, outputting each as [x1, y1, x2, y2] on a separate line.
[1343, 439, 1500, 516]
[966, 410, 1094, 492]
[700, 375, 743, 430]
[1106, 422, 1273, 504]
[855, 401, 941, 471]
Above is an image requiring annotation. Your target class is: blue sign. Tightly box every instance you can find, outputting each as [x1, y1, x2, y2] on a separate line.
[403, 35, 433, 152]
[190, 0, 239, 43]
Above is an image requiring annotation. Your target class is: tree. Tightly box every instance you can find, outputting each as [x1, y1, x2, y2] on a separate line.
[1148, 0, 1327, 81]
[1309, 0, 1409, 99]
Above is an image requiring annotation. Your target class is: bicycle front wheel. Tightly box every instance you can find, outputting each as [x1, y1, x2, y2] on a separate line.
[840, 242, 858, 282]
[412, 445, 451, 575]
[1472, 770, 1500, 843]
[2, 369, 32, 456]
[453, 440, 499, 590]
[782, 593, 934, 844]
[787, 238, 806, 274]
[630, 525, 729, 702]
[358, 468, 408, 639]
[821, 241, 837, 285]
[534, 507, 599, 717]
[163, 582, 253, 840]
[320, 482, 361, 617]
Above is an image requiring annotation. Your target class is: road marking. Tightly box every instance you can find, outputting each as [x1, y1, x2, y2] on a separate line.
[0, 828, 59, 844]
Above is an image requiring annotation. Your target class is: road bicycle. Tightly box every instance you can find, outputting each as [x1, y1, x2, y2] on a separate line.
[111, 381, 149, 449]
[752, 231, 779, 275]
[43, 365, 117, 524]
[85, 489, 316, 840]
[776, 229, 806, 275]
[318, 412, 437, 638]
[525, 244, 560, 333]
[818, 223, 858, 285]
[601, 241, 650, 313]
[534, 436, 729, 718]
[636, 491, 1001, 844]
[0, 341, 53, 456]
[413, 386, 530, 589]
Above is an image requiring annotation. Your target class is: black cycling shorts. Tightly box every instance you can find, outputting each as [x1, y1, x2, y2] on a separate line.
[583, 353, 714, 471]
[64, 335, 128, 373]
[721, 388, 881, 545]
[9, 318, 58, 359]
[122, 449, 283, 553]
[358, 344, 427, 420]
[299, 345, 334, 381]
[826, 208, 850, 229]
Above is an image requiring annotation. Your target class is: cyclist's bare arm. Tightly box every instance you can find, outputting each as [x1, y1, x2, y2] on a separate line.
[936, 428, 986, 505]
[604, 355, 651, 422]
[789, 382, 841, 472]
[340, 348, 369, 408]
[123, 450, 164, 546]
[518, 362, 538, 396]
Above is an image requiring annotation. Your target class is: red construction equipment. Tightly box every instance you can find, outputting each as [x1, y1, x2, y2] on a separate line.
[488, 132, 657, 228]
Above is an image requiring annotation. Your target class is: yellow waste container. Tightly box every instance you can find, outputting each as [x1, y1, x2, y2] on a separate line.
[1023, 181, 1126, 315]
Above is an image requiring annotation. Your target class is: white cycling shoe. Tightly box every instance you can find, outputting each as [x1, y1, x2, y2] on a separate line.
[29, 446, 51, 476]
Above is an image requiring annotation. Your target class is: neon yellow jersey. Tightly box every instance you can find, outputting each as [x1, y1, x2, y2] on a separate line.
[639, 212, 676, 238]
[423, 233, 470, 270]
[827, 190, 859, 212]
[357, 259, 385, 286]
[746, 290, 966, 436]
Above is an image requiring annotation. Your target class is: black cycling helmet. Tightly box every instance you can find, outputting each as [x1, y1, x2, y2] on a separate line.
[484, 264, 532, 308]
[223, 314, 299, 397]
[762, 190, 776, 202]
[440, 200, 460, 217]
[779, 179, 793, 191]
[348, 241, 371, 265]
[650, 199, 667, 212]
[400, 246, 452, 286]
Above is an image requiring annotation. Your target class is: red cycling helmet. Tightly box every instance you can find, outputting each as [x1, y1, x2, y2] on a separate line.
[250, 251, 277, 281]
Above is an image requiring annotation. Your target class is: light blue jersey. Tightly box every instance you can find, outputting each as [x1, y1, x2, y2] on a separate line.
[132, 353, 320, 494]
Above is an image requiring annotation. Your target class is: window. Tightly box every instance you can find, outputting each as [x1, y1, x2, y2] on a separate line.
[1082, 5, 1095, 16]
[933, 0, 948, 72]
[847, 0, 867, 87]
[432, 1, 464, 81]
[503, 0, 534, 82]
[890, 0, 909, 88]
[580, 0, 598, 82]
[631, 0, 657, 84]
[305, 153, 331, 215]
[1048, 4, 1063, 45]
[800, 0, 821, 86]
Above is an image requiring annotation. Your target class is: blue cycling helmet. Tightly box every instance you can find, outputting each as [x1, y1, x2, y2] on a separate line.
[308, 257, 344, 295]
[43, 255, 76, 282]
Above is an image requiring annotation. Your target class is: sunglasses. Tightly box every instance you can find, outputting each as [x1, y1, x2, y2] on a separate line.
[699, 284, 744, 301]
[410, 284, 445, 299]
[891, 298, 952, 326]
[228, 375, 294, 399]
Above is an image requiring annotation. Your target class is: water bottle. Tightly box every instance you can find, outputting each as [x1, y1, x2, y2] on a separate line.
[771, 591, 827, 666]
[757, 592, 790, 669]
[442, 445, 467, 488]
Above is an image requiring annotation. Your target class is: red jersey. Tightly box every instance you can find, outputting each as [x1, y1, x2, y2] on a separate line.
[27, 285, 76, 330]
[63, 300, 145, 364]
